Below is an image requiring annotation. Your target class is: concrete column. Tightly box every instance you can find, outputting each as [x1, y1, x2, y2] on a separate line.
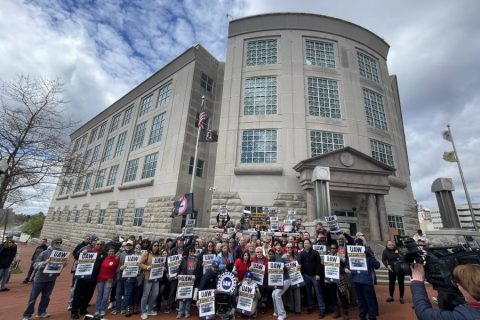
[367, 194, 381, 241]
[376, 194, 390, 241]
[306, 189, 316, 221]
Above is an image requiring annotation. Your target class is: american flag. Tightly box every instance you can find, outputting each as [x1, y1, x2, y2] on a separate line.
[198, 104, 207, 129]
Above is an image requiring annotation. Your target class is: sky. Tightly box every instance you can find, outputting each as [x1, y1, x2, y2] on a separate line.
[1, 0, 479, 215]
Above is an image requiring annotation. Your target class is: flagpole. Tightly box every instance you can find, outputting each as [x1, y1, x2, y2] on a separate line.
[447, 124, 478, 231]
[189, 96, 205, 219]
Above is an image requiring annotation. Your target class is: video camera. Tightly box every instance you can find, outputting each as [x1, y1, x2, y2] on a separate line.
[394, 235, 480, 310]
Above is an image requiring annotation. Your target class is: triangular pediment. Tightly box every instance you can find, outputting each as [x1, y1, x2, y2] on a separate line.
[293, 147, 395, 175]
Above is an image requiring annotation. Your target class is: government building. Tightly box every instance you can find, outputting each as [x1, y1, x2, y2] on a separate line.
[41, 13, 418, 245]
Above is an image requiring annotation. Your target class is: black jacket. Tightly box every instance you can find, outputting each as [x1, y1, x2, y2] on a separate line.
[0, 243, 17, 268]
[298, 248, 322, 277]
[31, 244, 48, 261]
[382, 248, 400, 269]
[179, 256, 203, 287]
[199, 268, 219, 291]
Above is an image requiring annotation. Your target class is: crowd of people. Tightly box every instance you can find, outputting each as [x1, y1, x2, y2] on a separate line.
[1, 215, 477, 320]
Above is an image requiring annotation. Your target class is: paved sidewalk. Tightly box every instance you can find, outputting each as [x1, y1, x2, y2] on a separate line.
[1, 243, 429, 320]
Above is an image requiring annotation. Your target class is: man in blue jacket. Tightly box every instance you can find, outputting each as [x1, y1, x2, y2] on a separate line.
[410, 263, 480, 320]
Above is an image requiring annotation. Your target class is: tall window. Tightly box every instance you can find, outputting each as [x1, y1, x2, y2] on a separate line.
[244, 76, 277, 115]
[86, 210, 93, 223]
[72, 139, 80, 152]
[79, 135, 87, 149]
[357, 51, 380, 83]
[106, 165, 119, 186]
[308, 77, 340, 118]
[241, 129, 277, 163]
[98, 209, 106, 224]
[116, 209, 125, 225]
[310, 131, 344, 156]
[101, 138, 115, 162]
[66, 211, 71, 222]
[114, 132, 127, 157]
[122, 106, 133, 126]
[124, 159, 139, 182]
[97, 122, 107, 139]
[131, 122, 146, 151]
[74, 176, 84, 193]
[83, 173, 93, 191]
[370, 139, 394, 167]
[188, 157, 205, 177]
[138, 94, 153, 117]
[148, 113, 166, 144]
[133, 208, 144, 227]
[89, 128, 98, 144]
[94, 169, 106, 188]
[157, 81, 172, 107]
[246, 39, 277, 66]
[83, 149, 92, 167]
[142, 153, 158, 179]
[110, 114, 121, 132]
[363, 88, 388, 131]
[305, 40, 335, 68]
[74, 210, 80, 223]
[56, 211, 61, 221]
[91, 145, 100, 163]
[388, 215, 405, 235]
[200, 73, 214, 94]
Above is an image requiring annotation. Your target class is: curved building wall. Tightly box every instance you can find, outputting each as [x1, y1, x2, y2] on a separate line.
[212, 13, 417, 236]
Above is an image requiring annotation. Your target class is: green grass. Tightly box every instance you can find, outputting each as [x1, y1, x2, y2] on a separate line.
[11, 266, 23, 274]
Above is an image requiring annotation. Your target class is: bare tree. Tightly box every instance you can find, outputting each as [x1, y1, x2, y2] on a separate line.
[0, 74, 79, 210]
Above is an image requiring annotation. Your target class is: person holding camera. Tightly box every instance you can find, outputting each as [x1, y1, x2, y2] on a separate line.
[410, 263, 480, 319]
[382, 240, 405, 304]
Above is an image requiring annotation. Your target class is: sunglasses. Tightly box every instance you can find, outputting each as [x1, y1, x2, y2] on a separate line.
[153, 245, 159, 247]
[54, 241, 62, 244]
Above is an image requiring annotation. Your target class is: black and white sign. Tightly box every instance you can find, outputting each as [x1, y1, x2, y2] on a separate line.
[198, 289, 215, 320]
[216, 272, 237, 294]
[75, 252, 97, 278]
[267, 261, 284, 289]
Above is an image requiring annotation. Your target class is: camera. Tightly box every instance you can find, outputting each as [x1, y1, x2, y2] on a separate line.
[394, 235, 480, 310]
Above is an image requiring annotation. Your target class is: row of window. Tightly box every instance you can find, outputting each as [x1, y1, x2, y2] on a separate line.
[52, 208, 144, 227]
[240, 129, 394, 167]
[243, 75, 387, 131]
[72, 70, 213, 155]
[246, 39, 380, 83]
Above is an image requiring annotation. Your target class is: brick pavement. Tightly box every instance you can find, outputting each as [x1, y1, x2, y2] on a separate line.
[0, 243, 428, 320]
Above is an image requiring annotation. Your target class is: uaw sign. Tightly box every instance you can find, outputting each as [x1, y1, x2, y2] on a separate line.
[216, 271, 237, 294]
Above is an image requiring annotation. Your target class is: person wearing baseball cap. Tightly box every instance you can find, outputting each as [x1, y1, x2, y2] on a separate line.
[22, 237, 67, 320]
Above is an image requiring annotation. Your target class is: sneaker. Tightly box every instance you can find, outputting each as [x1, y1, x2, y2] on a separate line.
[386, 297, 394, 302]
[121, 310, 126, 315]
[164, 308, 172, 314]
[148, 311, 158, 316]
[273, 313, 277, 317]
[177, 314, 183, 319]
[100, 311, 106, 316]
[108, 302, 114, 310]
[22, 279, 29, 284]
[38, 313, 50, 318]
[111, 309, 118, 315]
[185, 314, 190, 318]
[141, 313, 148, 320]
[22, 317, 31, 320]
[399, 298, 405, 304]
[67, 305, 72, 311]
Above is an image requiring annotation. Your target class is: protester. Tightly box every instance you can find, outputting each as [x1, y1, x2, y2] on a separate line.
[298, 238, 326, 318]
[22, 237, 67, 320]
[94, 247, 119, 317]
[413, 229, 429, 246]
[271, 248, 291, 320]
[112, 240, 135, 315]
[325, 243, 350, 319]
[70, 240, 106, 319]
[0, 235, 17, 291]
[348, 237, 380, 320]
[233, 251, 251, 282]
[382, 240, 404, 304]
[23, 238, 48, 284]
[215, 243, 234, 272]
[139, 241, 162, 319]
[177, 247, 202, 318]
[410, 263, 480, 319]
[282, 243, 301, 314]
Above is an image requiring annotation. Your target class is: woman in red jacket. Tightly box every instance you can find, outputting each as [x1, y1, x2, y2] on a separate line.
[233, 252, 251, 282]
[95, 248, 119, 317]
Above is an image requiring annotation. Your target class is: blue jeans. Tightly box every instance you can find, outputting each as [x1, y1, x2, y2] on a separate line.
[23, 281, 56, 317]
[353, 283, 377, 320]
[178, 300, 192, 316]
[114, 279, 124, 312]
[303, 274, 326, 314]
[95, 281, 113, 314]
[141, 280, 159, 314]
[0, 268, 9, 289]
[122, 281, 135, 310]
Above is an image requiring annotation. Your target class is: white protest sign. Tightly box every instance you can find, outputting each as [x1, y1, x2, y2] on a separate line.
[198, 289, 216, 320]
[44, 250, 69, 274]
[236, 283, 256, 315]
[325, 215, 341, 234]
[167, 254, 182, 280]
[122, 255, 140, 278]
[250, 262, 265, 286]
[286, 261, 304, 288]
[176, 275, 195, 300]
[203, 254, 215, 274]
[347, 245, 368, 271]
[75, 252, 97, 278]
[268, 261, 284, 289]
[149, 256, 166, 281]
[324, 255, 340, 282]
